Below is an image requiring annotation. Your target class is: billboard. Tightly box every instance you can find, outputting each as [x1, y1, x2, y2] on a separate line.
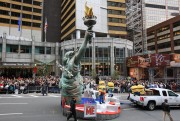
[149, 54, 170, 67]
[127, 56, 149, 68]
[126, 56, 139, 67]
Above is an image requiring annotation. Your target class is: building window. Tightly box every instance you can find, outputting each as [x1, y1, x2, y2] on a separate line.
[33, 15, 41, 20]
[145, 4, 166, 9]
[33, 8, 41, 13]
[22, 21, 31, 26]
[174, 30, 180, 36]
[108, 10, 125, 15]
[12, 4, 21, 10]
[157, 42, 171, 49]
[174, 39, 180, 46]
[173, 21, 180, 28]
[168, 6, 179, 10]
[171, 13, 179, 16]
[23, 0, 32, 4]
[33, 23, 41, 28]
[20, 45, 31, 53]
[33, 1, 42, 6]
[35, 46, 44, 54]
[0, 2, 10, 7]
[157, 34, 170, 41]
[114, 47, 125, 75]
[157, 25, 170, 33]
[95, 47, 111, 76]
[23, 6, 32, 12]
[11, 12, 20, 17]
[108, 18, 125, 23]
[109, 26, 126, 31]
[11, 20, 18, 25]
[0, 18, 9, 24]
[46, 47, 51, 54]
[12, 0, 21, 2]
[147, 31, 155, 36]
[107, 1, 125, 8]
[22, 13, 32, 19]
[6, 44, 18, 53]
[147, 38, 155, 43]
[148, 45, 155, 50]
[0, 10, 9, 16]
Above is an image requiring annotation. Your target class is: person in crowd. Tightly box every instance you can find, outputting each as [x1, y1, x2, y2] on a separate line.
[162, 99, 173, 121]
[67, 97, 77, 121]
[95, 75, 100, 85]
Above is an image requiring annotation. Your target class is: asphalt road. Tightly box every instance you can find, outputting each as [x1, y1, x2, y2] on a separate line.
[0, 93, 179, 121]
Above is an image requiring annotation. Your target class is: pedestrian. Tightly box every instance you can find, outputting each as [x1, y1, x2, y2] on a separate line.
[162, 99, 173, 121]
[67, 97, 77, 121]
[42, 82, 47, 96]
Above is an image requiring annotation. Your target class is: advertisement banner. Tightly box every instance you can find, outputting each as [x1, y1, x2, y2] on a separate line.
[169, 54, 180, 67]
[150, 54, 170, 67]
[126, 56, 139, 67]
[127, 56, 150, 68]
[84, 104, 97, 118]
[171, 54, 180, 63]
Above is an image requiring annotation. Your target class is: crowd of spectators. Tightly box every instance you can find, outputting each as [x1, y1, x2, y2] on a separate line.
[0, 76, 60, 94]
[83, 77, 180, 93]
[0, 75, 180, 94]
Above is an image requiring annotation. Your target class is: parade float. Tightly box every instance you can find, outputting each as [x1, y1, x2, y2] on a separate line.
[58, 1, 121, 120]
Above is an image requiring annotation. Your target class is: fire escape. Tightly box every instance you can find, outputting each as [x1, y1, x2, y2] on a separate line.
[126, 0, 147, 55]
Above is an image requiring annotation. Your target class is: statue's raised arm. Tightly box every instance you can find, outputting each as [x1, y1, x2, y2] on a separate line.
[74, 26, 93, 65]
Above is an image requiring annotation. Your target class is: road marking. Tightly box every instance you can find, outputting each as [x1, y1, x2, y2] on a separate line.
[48, 95, 60, 97]
[0, 113, 23, 116]
[122, 108, 136, 111]
[29, 95, 39, 97]
[11, 95, 23, 98]
[0, 103, 28, 105]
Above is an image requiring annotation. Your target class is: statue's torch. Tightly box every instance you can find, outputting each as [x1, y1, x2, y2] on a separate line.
[82, 1, 97, 44]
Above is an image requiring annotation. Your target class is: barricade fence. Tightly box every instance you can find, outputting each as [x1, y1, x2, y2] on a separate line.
[0, 86, 60, 94]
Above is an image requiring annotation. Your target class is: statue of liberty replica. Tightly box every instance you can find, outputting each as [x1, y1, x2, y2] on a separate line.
[59, 1, 97, 104]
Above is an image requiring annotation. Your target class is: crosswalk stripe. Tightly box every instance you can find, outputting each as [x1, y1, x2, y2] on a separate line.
[29, 95, 39, 97]
[11, 95, 23, 98]
[48, 95, 60, 97]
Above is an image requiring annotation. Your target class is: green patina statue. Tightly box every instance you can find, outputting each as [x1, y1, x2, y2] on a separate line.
[60, 2, 97, 104]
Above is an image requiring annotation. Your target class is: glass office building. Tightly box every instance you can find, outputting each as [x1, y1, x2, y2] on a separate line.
[60, 37, 133, 77]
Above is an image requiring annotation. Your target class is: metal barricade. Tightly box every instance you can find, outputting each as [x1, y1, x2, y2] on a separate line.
[27, 86, 60, 94]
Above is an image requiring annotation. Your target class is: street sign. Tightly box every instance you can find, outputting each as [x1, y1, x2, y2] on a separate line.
[84, 104, 97, 118]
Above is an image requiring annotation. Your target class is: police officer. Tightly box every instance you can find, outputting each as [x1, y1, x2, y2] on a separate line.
[67, 97, 77, 121]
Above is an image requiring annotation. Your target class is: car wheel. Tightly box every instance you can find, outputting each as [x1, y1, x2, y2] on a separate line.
[147, 101, 155, 111]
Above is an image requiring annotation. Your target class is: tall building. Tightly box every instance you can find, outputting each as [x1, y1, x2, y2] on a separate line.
[126, 0, 180, 55]
[42, 0, 61, 42]
[147, 15, 180, 54]
[60, 0, 127, 41]
[0, 0, 43, 41]
[145, 0, 180, 28]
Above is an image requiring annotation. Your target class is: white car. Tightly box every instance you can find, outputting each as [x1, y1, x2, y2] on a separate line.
[129, 88, 180, 110]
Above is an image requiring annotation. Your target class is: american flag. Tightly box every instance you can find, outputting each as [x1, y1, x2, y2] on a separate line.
[44, 17, 48, 33]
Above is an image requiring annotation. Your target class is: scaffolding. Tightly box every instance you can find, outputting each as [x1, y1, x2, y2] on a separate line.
[126, 0, 147, 55]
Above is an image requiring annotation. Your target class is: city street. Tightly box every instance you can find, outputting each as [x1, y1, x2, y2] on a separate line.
[0, 93, 179, 121]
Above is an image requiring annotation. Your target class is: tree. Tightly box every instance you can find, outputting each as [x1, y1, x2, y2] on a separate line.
[111, 70, 120, 80]
[91, 68, 96, 79]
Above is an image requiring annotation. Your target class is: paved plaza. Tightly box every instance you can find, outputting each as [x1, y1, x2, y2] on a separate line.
[0, 93, 179, 121]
